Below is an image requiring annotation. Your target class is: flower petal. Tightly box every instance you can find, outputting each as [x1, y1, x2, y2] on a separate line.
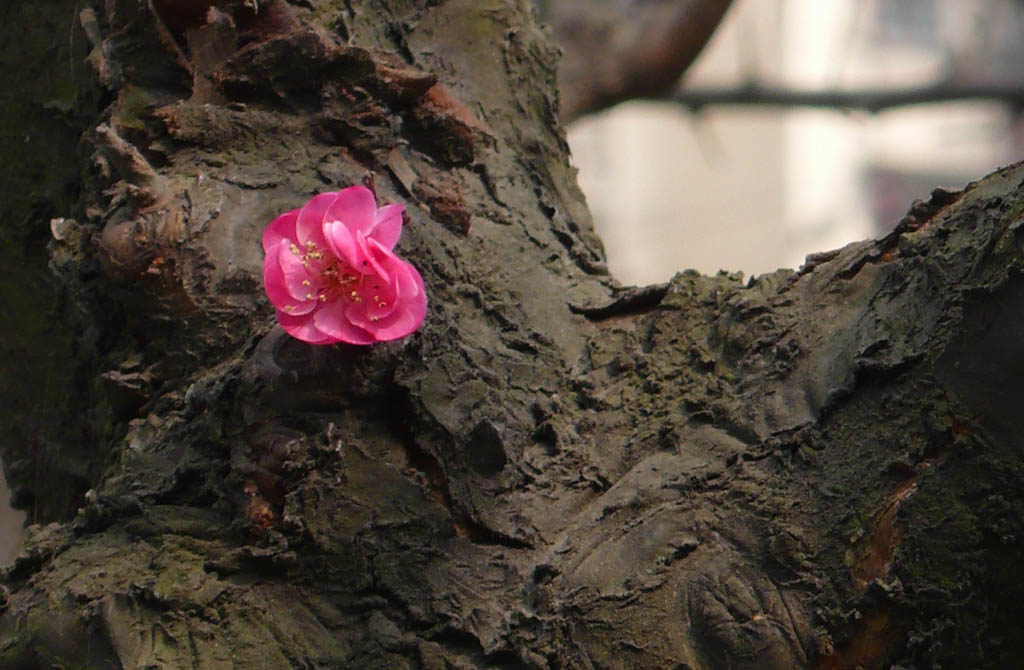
[345, 261, 426, 341]
[359, 233, 395, 283]
[374, 307, 422, 341]
[394, 261, 428, 327]
[263, 249, 316, 315]
[276, 309, 336, 344]
[396, 259, 427, 305]
[313, 302, 376, 345]
[295, 192, 336, 252]
[262, 244, 293, 307]
[347, 303, 419, 341]
[278, 242, 321, 302]
[371, 203, 404, 249]
[324, 185, 377, 238]
[356, 273, 399, 321]
[324, 218, 359, 269]
[262, 209, 299, 253]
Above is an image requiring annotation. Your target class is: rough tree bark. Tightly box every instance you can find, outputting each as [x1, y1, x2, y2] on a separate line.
[2, 1, 1023, 669]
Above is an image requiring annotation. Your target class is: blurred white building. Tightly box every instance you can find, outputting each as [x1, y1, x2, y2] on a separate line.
[568, 0, 1024, 285]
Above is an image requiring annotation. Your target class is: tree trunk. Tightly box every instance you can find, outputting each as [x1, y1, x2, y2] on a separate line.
[2, 2, 1023, 669]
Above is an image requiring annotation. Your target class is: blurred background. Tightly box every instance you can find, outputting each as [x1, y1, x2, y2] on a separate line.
[565, 0, 1024, 284]
[4, 0, 1024, 564]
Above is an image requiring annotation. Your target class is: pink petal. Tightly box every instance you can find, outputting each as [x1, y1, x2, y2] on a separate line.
[343, 302, 381, 333]
[313, 302, 376, 345]
[262, 209, 300, 253]
[345, 261, 426, 341]
[295, 192, 337, 253]
[282, 301, 317, 316]
[276, 309, 336, 344]
[278, 243, 321, 302]
[395, 261, 428, 327]
[357, 274, 399, 321]
[263, 251, 316, 315]
[373, 307, 422, 340]
[324, 219, 359, 269]
[324, 185, 377, 238]
[371, 203, 404, 249]
[263, 244, 293, 307]
[358, 234, 394, 283]
[393, 257, 425, 301]
[347, 303, 420, 341]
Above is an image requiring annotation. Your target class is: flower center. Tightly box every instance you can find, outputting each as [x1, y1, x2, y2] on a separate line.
[319, 263, 363, 303]
[287, 239, 390, 320]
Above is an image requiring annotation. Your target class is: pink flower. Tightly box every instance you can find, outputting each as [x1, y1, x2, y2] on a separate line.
[262, 186, 427, 345]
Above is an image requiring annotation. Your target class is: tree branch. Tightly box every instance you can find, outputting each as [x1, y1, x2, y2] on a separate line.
[660, 81, 1024, 112]
[549, 0, 734, 122]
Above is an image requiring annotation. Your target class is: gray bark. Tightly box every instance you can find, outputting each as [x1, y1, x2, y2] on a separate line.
[1, 1, 1023, 669]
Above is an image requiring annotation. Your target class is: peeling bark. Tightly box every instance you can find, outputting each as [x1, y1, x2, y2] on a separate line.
[2, 2, 1024, 669]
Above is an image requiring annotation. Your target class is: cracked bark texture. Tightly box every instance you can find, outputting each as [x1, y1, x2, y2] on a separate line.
[2, 1, 1024, 669]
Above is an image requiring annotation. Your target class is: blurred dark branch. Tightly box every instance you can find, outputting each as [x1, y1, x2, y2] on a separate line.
[551, 0, 735, 123]
[660, 82, 1024, 112]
